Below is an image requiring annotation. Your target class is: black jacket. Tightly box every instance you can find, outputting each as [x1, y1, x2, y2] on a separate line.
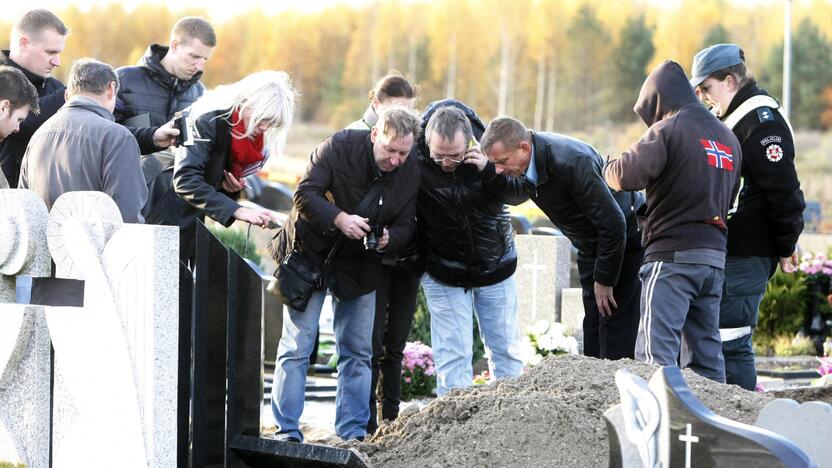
[416, 100, 517, 288]
[0, 51, 65, 188]
[481, 131, 642, 286]
[604, 60, 742, 259]
[271, 129, 420, 299]
[172, 109, 238, 261]
[115, 45, 206, 154]
[722, 82, 805, 258]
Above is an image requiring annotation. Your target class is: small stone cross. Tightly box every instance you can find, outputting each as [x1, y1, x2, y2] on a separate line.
[678, 423, 700, 468]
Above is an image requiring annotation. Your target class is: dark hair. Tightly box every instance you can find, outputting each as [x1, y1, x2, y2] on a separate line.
[425, 106, 473, 144]
[14, 9, 69, 38]
[369, 72, 417, 103]
[481, 117, 531, 153]
[709, 48, 755, 88]
[172, 17, 217, 47]
[0, 66, 39, 114]
[67, 58, 119, 97]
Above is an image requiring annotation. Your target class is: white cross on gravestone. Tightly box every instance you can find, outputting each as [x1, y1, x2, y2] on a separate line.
[679, 423, 700, 468]
[523, 250, 547, 320]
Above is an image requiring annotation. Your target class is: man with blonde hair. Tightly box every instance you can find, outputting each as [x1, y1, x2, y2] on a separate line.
[0, 9, 68, 187]
[270, 106, 421, 443]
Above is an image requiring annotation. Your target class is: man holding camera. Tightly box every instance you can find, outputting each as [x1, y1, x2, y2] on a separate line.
[416, 101, 523, 396]
[269, 106, 421, 443]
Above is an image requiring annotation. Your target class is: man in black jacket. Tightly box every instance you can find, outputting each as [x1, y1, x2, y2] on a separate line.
[114, 16, 215, 155]
[416, 101, 523, 396]
[691, 44, 805, 389]
[0, 9, 67, 188]
[115, 17, 215, 232]
[478, 116, 644, 360]
[270, 107, 421, 443]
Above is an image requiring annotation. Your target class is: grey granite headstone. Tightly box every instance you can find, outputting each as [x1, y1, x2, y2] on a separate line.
[755, 399, 832, 468]
[514, 235, 571, 333]
[0, 305, 50, 468]
[0, 189, 51, 302]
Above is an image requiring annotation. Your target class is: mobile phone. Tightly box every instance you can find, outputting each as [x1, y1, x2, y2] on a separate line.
[173, 110, 194, 147]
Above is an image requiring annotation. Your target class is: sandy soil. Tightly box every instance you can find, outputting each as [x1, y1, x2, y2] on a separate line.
[353, 355, 779, 468]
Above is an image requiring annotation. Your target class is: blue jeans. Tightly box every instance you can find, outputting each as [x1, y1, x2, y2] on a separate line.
[271, 289, 375, 441]
[421, 273, 523, 396]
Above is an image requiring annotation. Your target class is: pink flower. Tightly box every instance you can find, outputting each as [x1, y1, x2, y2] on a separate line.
[404, 376, 411, 383]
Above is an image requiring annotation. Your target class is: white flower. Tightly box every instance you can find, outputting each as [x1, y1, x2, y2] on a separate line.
[537, 332, 558, 352]
[531, 319, 551, 336]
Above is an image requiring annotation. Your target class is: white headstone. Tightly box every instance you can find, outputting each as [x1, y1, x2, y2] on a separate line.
[0, 190, 51, 302]
[46, 192, 179, 467]
[560, 288, 585, 339]
[514, 235, 571, 333]
[0, 305, 50, 468]
[755, 398, 832, 468]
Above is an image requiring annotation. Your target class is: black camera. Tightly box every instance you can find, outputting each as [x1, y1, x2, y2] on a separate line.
[364, 225, 385, 251]
[173, 110, 194, 147]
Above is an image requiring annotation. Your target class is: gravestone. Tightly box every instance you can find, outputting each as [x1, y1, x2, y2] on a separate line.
[605, 367, 814, 468]
[755, 399, 832, 468]
[514, 235, 571, 333]
[560, 288, 585, 336]
[45, 192, 179, 467]
[0, 305, 50, 468]
[0, 190, 180, 467]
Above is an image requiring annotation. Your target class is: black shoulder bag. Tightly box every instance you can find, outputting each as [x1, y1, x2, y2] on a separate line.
[267, 182, 384, 311]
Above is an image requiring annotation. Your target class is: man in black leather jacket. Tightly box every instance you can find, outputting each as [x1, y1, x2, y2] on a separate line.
[478, 116, 644, 360]
[416, 101, 523, 395]
[114, 16, 215, 154]
[0, 9, 68, 188]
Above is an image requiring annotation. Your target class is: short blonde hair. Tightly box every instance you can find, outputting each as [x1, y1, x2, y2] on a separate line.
[375, 106, 421, 140]
[171, 17, 216, 47]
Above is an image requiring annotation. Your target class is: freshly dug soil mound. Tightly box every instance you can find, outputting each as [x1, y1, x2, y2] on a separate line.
[358, 355, 774, 468]
[772, 383, 832, 404]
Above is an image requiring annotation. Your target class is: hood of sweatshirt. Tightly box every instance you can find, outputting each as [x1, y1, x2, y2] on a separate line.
[634, 60, 700, 127]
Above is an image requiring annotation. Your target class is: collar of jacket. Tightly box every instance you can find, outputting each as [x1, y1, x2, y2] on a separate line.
[1, 50, 47, 89]
[364, 132, 384, 180]
[722, 79, 765, 119]
[64, 95, 116, 121]
[140, 44, 203, 91]
[529, 130, 550, 187]
[361, 105, 378, 129]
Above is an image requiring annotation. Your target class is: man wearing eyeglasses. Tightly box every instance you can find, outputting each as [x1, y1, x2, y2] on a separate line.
[415, 100, 523, 396]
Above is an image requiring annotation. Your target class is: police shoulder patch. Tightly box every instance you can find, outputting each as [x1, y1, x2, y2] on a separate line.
[760, 135, 782, 146]
[765, 144, 784, 163]
[756, 107, 775, 124]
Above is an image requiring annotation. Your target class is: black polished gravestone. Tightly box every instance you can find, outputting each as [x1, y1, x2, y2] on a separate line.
[605, 366, 815, 468]
[189, 222, 368, 468]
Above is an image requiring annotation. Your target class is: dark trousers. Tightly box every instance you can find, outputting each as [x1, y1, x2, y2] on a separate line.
[367, 261, 420, 433]
[720, 255, 778, 390]
[577, 248, 644, 360]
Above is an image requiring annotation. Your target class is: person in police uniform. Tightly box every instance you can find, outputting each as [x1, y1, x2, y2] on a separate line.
[690, 43, 805, 390]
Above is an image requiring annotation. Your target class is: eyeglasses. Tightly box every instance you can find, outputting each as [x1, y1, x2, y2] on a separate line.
[429, 151, 466, 163]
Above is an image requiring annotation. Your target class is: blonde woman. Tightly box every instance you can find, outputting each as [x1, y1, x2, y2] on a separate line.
[173, 70, 296, 262]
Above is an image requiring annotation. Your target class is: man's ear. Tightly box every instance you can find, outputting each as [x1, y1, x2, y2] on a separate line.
[520, 140, 532, 156]
[370, 126, 378, 143]
[108, 81, 117, 100]
[18, 35, 30, 50]
[169, 38, 179, 53]
[0, 99, 10, 113]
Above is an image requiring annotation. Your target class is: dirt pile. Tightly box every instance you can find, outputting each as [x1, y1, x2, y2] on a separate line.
[357, 355, 775, 468]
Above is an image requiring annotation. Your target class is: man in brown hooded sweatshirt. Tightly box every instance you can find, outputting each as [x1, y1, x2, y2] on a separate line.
[604, 60, 742, 383]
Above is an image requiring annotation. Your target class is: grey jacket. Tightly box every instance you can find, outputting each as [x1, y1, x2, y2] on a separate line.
[19, 96, 148, 223]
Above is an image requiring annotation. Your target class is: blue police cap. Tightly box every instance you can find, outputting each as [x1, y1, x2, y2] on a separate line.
[690, 44, 743, 87]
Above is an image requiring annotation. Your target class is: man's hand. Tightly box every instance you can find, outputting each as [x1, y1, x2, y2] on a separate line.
[780, 250, 799, 273]
[377, 228, 390, 250]
[334, 212, 370, 240]
[152, 120, 180, 149]
[594, 282, 618, 317]
[222, 171, 246, 193]
[233, 206, 279, 228]
[462, 145, 488, 172]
